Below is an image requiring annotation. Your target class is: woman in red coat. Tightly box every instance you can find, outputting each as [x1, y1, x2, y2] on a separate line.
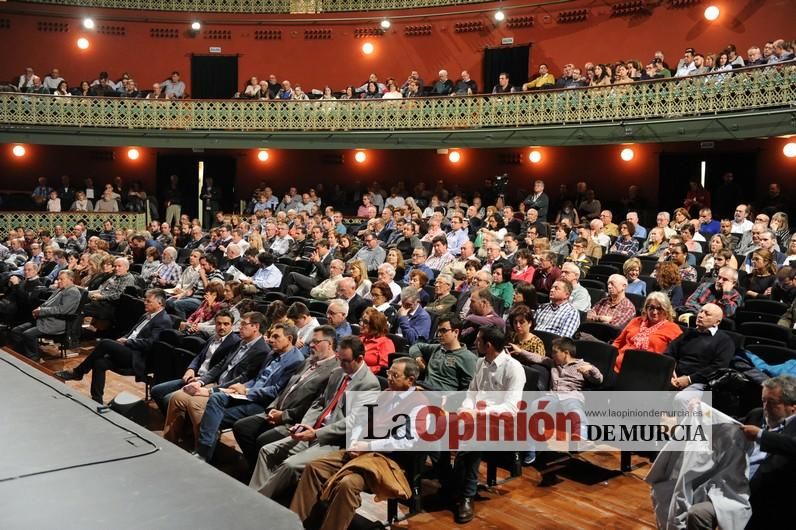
[612, 291, 682, 373]
[359, 307, 395, 374]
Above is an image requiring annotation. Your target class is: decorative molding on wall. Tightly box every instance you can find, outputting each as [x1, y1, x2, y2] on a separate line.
[150, 27, 180, 38]
[37, 21, 69, 32]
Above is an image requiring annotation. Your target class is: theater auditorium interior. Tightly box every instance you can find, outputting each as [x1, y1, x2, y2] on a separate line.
[0, 0, 794, 528]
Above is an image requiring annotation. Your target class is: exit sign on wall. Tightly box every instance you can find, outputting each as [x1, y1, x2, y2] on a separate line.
[209, 47, 222, 53]
[501, 37, 514, 45]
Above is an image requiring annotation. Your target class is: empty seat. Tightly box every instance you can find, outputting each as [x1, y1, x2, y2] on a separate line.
[532, 329, 559, 355]
[746, 344, 796, 365]
[580, 279, 607, 291]
[625, 293, 645, 314]
[742, 299, 788, 316]
[586, 288, 607, 306]
[739, 322, 791, 345]
[735, 310, 781, 326]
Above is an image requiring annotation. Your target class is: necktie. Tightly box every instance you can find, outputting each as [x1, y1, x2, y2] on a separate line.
[313, 375, 351, 429]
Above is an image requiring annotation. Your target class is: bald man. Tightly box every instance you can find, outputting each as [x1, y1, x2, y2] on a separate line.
[666, 303, 735, 393]
[586, 274, 637, 329]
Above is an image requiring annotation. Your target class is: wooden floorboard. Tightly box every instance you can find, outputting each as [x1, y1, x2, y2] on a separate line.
[5, 344, 657, 529]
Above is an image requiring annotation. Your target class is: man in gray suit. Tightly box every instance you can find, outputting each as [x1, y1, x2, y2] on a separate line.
[12, 269, 81, 362]
[248, 335, 380, 499]
[233, 324, 339, 473]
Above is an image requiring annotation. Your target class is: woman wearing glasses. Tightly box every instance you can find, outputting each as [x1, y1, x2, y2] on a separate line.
[359, 307, 395, 374]
[612, 292, 682, 373]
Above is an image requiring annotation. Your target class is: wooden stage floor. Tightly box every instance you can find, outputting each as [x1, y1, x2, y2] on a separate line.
[7, 345, 657, 529]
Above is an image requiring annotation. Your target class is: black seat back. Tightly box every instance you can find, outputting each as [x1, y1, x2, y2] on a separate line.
[578, 321, 620, 343]
[574, 340, 618, 389]
[614, 349, 675, 391]
[739, 322, 791, 344]
[746, 344, 796, 366]
[532, 329, 558, 355]
[742, 299, 788, 316]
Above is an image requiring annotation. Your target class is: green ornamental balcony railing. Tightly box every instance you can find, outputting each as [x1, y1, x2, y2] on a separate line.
[13, 0, 490, 14]
[1, 64, 794, 134]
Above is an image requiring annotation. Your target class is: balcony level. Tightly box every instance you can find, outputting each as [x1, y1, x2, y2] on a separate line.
[2, 63, 795, 150]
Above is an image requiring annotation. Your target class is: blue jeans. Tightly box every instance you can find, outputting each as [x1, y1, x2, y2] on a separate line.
[528, 395, 588, 453]
[166, 296, 201, 319]
[196, 392, 265, 459]
[452, 451, 482, 499]
[150, 379, 185, 415]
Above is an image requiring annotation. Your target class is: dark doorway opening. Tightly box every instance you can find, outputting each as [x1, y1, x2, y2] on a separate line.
[190, 55, 238, 99]
[658, 150, 758, 221]
[156, 154, 237, 222]
[482, 44, 532, 92]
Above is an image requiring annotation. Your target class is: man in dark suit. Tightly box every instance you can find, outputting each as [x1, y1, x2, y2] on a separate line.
[149, 310, 241, 414]
[666, 303, 734, 408]
[56, 288, 173, 403]
[336, 277, 371, 325]
[12, 269, 81, 361]
[249, 335, 381, 499]
[162, 311, 271, 452]
[284, 239, 334, 297]
[686, 375, 796, 530]
[523, 180, 550, 220]
[233, 325, 339, 472]
[200, 176, 221, 228]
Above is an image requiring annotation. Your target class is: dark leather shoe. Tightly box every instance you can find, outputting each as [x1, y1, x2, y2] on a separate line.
[455, 497, 474, 524]
[54, 369, 82, 381]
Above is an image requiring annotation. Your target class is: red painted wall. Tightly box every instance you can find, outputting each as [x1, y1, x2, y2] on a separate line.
[2, 139, 793, 208]
[0, 0, 793, 93]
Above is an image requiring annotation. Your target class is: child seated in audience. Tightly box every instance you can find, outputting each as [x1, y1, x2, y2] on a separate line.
[508, 337, 602, 463]
[46, 190, 61, 212]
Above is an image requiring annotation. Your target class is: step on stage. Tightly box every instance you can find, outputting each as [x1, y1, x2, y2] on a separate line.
[0, 351, 302, 530]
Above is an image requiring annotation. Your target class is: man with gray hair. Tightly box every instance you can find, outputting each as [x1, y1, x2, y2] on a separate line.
[523, 180, 549, 220]
[590, 219, 610, 248]
[560, 262, 591, 312]
[600, 210, 619, 237]
[626, 211, 647, 239]
[83, 256, 136, 321]
[430, 69, 454, 96]
[681, 266, 742, 318]
[654, 211, 677, 240]
[12, 269, 81, 362]
[394, 286, 431, 345]
[686, 374, 796, 530]
[325, 299, 352, 340]
[586, 274, 637, 329]
[56, 288, 172, 403]
[376, 262, 401, 300]
[426, 273, 457, 316]
[335, 276, 371, 324]
[308, 259, 345, 300]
